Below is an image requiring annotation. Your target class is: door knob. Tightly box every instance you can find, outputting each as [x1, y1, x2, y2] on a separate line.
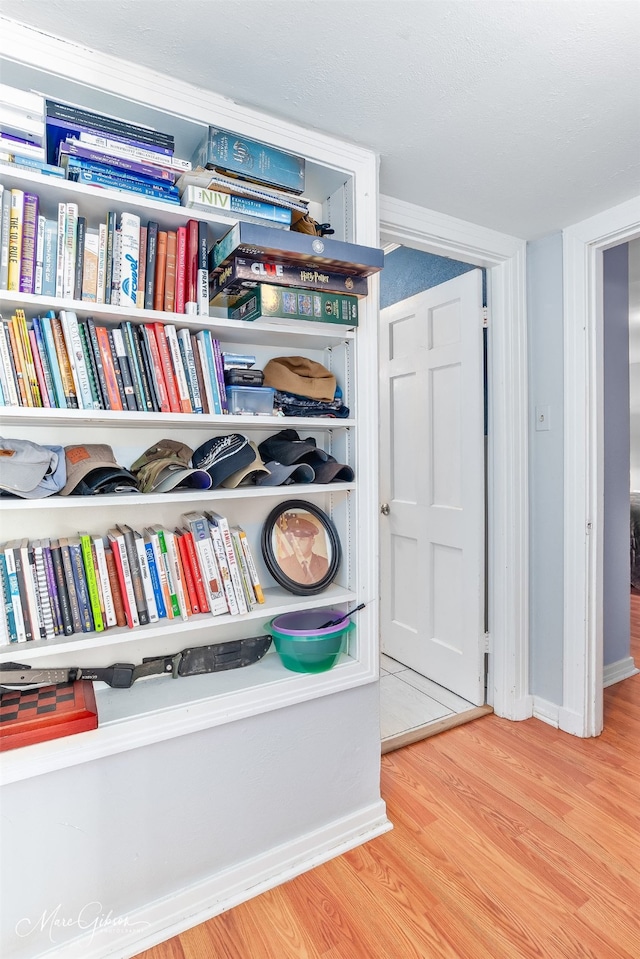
[380, 503, 390, 515]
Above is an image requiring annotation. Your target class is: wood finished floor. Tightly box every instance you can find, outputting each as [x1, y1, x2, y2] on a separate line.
[134, 593, 640, 959]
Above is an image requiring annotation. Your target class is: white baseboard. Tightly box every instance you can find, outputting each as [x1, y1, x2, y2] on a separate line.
[603, 656, 639, 688]
[38, 801, 392, 959]
[532, 697, 560, 727]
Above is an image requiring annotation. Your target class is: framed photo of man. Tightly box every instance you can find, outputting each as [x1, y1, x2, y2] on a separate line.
[261, 500, 342, 595]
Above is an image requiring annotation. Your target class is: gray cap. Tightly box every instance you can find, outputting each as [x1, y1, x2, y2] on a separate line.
[0, 438, 67, 498]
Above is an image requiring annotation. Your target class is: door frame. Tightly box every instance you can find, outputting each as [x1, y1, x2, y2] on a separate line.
[379, 195, 530, 720]
[562, 195, 640, 737]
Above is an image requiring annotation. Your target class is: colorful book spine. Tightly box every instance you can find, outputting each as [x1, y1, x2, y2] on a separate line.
[185, 219, 199, 314]
[92, 535, 116, 628]
[81, 226, 99, 301]
[41, 218, 57, 296]
[0, 551, 17, 643]
[143, 536, 166, 619]
[180, 528, 209, 614]
[69, 538, 94, 632]
[58, 538, 83, 634]
[60, 309, 94, 409]
[211, 337, 229, 413]
[7, 188, 24, 291]
[73, 214, 86, 300]
[175, 224, 187, 314]
[58, 141, 177, 183]
[181, 513, 226, 616]
[42, 541, 64, 636]
[3, 544, 26, 642]
[134, 531, 158, 624]
[119, 211, 140, 309]
[106, 529, 138, 628]
[54, 201, 66, 297]
[67, 166, 180, 202]
[141, 325, 170, 413]
[163, 324, 192, 412]
[31, 317, 56, 406]
[31, 542, 55, 640]
[151, 323, 181, 412]
[96, 221, 107, 303]
[117, 525, 149, 626]
[144, 221, 158, 310]
[153, 528, 180, 619]
[50, 539, 74, 635]
[19, 192, 39, 294]
[235, 526, 265, 604]
[104, 546, 126, 628]
[104, 211, 116, 305]
[0, 187, 11, 290]
[197, 219, 209, 317]
[34, 213, 45, 295]
[181, 185, 292, 226]
[177, 328, 202, 413]
[164, 230, 177, 312]
[62, 201, 78, 300]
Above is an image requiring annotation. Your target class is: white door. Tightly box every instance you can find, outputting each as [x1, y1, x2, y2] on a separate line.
[379, 270, 485, 705]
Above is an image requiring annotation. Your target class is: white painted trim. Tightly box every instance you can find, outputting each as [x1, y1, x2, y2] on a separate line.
[36, 801, 391, 959]
[603, 656, 639, 688]
[562, 195, 640, 737]
[379, 195, 530, 721]
[532, 697, 560, 728]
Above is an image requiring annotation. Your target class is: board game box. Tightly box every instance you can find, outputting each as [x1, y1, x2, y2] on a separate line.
[228, 283, 359, 327]
[210, 256, 369, 302]
[209, 221, 384, 277]
[0, 680, 98, 751]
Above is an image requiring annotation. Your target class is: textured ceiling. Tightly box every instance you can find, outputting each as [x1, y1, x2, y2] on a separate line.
[2, 0, 639, 239]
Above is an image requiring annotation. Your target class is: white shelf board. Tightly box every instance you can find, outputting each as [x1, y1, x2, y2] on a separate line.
[0, 583, 356, 664]
[0, 482, 355, 510]
[0, 404, 355, 430]
[0, 290, 356, 348]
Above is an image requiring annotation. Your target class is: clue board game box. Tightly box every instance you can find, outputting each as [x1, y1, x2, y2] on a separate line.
[191, 126, 305, 195]
[209, 221, 385, 277]
[210, 256, 369, 301]
[228, 283, 359, 327]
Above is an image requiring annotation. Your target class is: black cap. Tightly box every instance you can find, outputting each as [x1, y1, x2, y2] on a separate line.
[192, 434, 255, 488]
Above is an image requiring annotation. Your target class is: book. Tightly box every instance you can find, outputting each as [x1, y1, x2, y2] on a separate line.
[79, 533, 104, 632]
[144, 528, 172, 618]
[66, 166, 181, 203]
[74, 131, 190, 170]
[137, 224, 147, 308]
[231, 528, 256, 610]
[19, 192, 39, 294]
[45, 99, 175, 156]
[0, 321, 19, 406]
[81, 226, 99, 301]
[0, 550, 18, 643]
[210, 255, 369, 300]
[143, 533, 167, 620]
[5, 317, 29, 406]
[116, 525, 149, 626]
[58, 537, 83, 634]
[68, 536, 94, 632]
[110, 229, 121, 305]
[119, 211, 140, 309]
[206, 520, 239, 616]
[26, 541, 49, 640]
[55, 201, 66, 297]
[34, 213, 45, 294]
[59, 309, 94, 409]
[149, 527, 180, 619]
[94, 325, 123, 410]
[7, 188, 24, 291]
[205, 512, 250, 615]
[0, 134, 44, 160]
[58, 140, 178, 183]
[185, 219, 199, 314]
[181, 512, 227, 616]
[210, 221, 384, 276]
[211, 337, 229, 414]
[42, 218, 57, 296]
[104, 210, 116, 305]
[191, 332, 209, 414]
[73, 214, 86, 300]
[0, 102, 43, 144]
[42, 541, 63, 636]
[14, 308, 42, 406]
[172, 532, 193, 617]
[176, 166, 310, 214]
[0, 153, 64, 177]
[164, 230, 177, 312]
[195, 330, 217, 415]
[133, 324, 159, 411]
[49, 539, 74, 635]
[62, 201, 78, 300]
[104, 546, 126, 628]
[77, 320, 103, 409]
[197, 219, 209, 317]
[234, 525, 265, 604]
[154, 230, 167, 311]
[95, 221, 107, 304]
[175, 224, 187, 314]
[163, 324, 192, 412]
[179, 528, 209, 614]
[177, 328, 202, 413]
[120, 321, 146, 411]
[133, 530, 158, 623]
[181, 185, 292, 226]
[3, 543, 27, 642]
[192, 126, 305, 194]
[151, 322, 181, 413]
[0, 186, 11, 290]
[111, 327, 138, 411]
[60, 154, 179, 194]
[144, 221, 158, 309]
[106, 528, 137, 628]
[29, 328, 51, 407]
[31, 318, 56, 406]
[141, 325, 170, 413]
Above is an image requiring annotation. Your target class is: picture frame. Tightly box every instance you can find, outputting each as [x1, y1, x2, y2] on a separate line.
[261, 500, 342, 595]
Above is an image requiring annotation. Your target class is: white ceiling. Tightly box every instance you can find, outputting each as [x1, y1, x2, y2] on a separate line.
[2, 0, 639, 239]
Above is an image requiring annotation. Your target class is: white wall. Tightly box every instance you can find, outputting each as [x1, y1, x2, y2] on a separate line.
[630, 239, 640, 490]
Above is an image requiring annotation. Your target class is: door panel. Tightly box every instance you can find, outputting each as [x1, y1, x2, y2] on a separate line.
[379, 270, 485, 705]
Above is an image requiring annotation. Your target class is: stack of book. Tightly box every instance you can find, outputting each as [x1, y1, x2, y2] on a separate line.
[0, 84, 62, 179]
[0, 307, 229, 414]
[45, 98, 191, 202]
[0, 187, 211, 317]
[0, 514, 264, 645]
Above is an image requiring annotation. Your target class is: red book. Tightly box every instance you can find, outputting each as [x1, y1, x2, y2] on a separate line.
[154, 230, 168, 311]
[152, 322, 181, 413]
[142, 325, 170, 413]
[106, 530, 135, 628]
[94, 326, 123, 410]
[104, 546, 126, 627]
[179, 527, 210, 613]
[185, 219, 199, 314]
[0, 681, 98, 751]
[173, 534, 192, 616]
[164, 230, 177, 313]
[175, 531, 199, 615]
[175, 225, 187, 314]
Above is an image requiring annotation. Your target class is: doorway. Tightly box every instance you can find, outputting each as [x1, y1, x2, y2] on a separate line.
[378, 249, 492, 749]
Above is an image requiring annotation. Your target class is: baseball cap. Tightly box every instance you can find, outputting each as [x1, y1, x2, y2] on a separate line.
[0, 438, 67, 498]
[59, 444, 138, 496]
[130, 440, 213, 494]
[257, 429, 330, 467]
[221, 441, 271, 488]
[192, 433, 255, 488]
[263, 356, 337, 402]
[256, 461, 316, 486]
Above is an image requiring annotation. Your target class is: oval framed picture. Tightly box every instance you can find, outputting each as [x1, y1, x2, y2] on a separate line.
[261, 500, 342, 596]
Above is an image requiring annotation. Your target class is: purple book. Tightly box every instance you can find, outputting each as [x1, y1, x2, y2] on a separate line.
[19, 193, 39, 295]
[58, 141, 176, 183]
[42, 541, 64, 636]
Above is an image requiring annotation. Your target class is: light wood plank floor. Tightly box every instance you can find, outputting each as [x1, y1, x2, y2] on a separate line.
[134, 595, 640, 959]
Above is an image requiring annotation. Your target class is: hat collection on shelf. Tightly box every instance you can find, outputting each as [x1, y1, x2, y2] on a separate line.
[0, 431, 354, 499]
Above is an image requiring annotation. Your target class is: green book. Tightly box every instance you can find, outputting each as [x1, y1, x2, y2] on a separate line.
[80, 532, 104, 631]
[153, 526, 180, 618]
